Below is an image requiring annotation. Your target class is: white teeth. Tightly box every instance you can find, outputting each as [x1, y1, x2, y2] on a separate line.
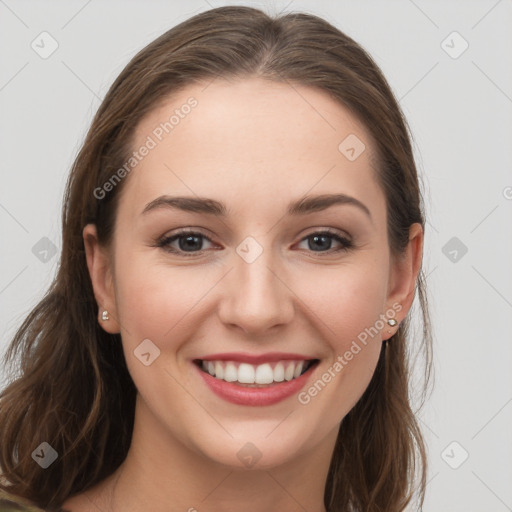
[293, 361, 304, 379]
[255, 363, 274, 384]
[224, 362, 238, 382]
[284, 363, 295, 381]
[214, 361, 224, 380]
[273, 362, 285, 382]
[199, 359, 314, 384]
[238, 363, 255, 383]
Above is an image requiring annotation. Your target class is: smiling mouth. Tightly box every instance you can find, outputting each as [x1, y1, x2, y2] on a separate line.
[193, 359, 320, 387]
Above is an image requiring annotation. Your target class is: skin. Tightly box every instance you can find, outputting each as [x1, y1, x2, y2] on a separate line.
[66, 77, 423, 512]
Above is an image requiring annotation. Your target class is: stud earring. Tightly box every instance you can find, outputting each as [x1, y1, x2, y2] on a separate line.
[101, 310, 109, 321]
[386, 317, 398, 335]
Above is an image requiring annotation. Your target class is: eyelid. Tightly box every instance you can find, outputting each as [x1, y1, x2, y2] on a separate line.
[294, 228, 353, 254]
[156, 228, 218, 252]
[300, 226, 351, 241]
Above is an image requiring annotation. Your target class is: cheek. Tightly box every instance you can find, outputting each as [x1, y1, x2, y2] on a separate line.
[112, 244, 387, 440]
[113, 259, 210, 345]
[292, 263, 387, 409]
[113, 247, 389, 346]
[296, 262, 388, 343]
[112, 256, 212, 410]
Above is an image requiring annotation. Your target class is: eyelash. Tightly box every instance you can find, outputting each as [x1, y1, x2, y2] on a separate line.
[154, 228, 354, 258]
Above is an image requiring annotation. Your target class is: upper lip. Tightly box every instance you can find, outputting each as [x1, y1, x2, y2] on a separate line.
[195, 352, 318, 365]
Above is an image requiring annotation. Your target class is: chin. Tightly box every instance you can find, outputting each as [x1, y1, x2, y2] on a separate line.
[190, 425, 315, 471]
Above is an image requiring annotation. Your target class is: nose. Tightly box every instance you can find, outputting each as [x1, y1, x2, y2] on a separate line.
[217, 242, 295, 336]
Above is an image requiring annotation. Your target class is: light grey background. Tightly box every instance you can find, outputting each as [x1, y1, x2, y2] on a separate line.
[1, 1, 511, 510]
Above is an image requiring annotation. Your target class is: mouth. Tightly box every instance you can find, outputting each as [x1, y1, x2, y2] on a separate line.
[193, 358, 320, 388]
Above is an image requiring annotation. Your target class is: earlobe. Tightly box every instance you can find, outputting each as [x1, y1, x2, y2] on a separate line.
[83, 224, 120, 334]
[384, 223, 424, 333]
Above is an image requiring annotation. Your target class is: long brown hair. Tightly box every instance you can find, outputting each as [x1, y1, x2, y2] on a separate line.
[0, 6, 433, 511]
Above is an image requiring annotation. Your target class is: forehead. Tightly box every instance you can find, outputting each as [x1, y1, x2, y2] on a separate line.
[120, 77, 385, 224]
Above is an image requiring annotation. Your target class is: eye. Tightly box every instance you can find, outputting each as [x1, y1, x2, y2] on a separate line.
[154, 228, 353, 257]
[296, 229, 353, 255]
[155, 229, 216, 256]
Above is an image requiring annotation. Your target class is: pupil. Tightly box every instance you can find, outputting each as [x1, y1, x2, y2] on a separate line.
[180, 235, 201, 251]
[310, 235, 330, 251]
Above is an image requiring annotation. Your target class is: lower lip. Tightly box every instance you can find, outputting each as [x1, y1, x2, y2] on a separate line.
[194, 361, 318, 406]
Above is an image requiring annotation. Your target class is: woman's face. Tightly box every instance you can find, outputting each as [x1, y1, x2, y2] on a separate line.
[85, 77, 419, 470]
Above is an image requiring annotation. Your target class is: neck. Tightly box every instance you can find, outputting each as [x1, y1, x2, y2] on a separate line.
[94, 394, 336, 512]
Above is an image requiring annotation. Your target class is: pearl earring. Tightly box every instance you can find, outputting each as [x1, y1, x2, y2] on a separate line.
[101, 310, 109, 321]
[386, 318, 398, 335]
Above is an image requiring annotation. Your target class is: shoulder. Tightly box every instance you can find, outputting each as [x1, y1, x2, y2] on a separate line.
[0, 492, 69, 511]
[0, 494, 42, 511]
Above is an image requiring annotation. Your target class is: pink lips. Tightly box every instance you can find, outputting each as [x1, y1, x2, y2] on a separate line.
[193, 353, 319, 406]
[198, 352, 315, 364]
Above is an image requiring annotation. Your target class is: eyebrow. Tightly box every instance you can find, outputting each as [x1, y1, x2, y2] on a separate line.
[142, 193, 372, 221]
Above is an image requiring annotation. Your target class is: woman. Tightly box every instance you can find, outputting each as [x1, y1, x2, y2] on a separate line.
[0, 5, 432, 511]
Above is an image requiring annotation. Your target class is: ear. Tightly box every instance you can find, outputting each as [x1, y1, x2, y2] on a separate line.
[383, 223, 424, 339]
[83, 224, 120, 333]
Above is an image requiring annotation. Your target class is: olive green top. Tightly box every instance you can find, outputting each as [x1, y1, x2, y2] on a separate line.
[0, 492, 69, 511]
[0, 496, 42, 511]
